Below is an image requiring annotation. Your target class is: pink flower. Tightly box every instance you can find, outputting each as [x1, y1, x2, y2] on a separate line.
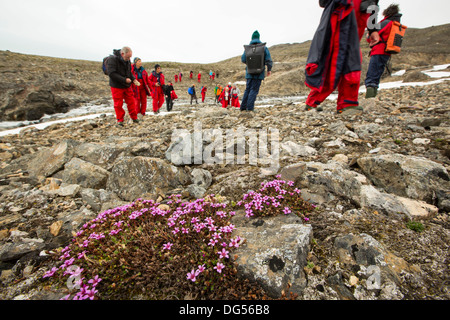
[208, 238, 218, 247]
[197, 264, 206, 274]
[214, 262, 225, 274]
[218, 248, 229, 259]
[187, 269, 197, 282]
[304, 217, 310, 222]
[283, 207, 291, 215]
[163, 242, 173, 251]
[43, 267, 58, 278]
[88, 275, 102, 287]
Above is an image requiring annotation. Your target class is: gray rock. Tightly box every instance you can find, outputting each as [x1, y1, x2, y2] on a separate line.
[357, 153, 450, 208]
[60, 157, 109, 189]
[27, 140, 79, 178]
[0, 238, 45, 262]
[107, 157, 190, 202]
[190, 168, 212, 189]
[232, 211, 313, 298]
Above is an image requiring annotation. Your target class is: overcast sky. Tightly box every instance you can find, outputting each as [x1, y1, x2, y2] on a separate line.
[0, 0, 449, 64]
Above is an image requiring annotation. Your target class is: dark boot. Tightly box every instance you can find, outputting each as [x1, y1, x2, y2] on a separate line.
[365, 86, 377, 98]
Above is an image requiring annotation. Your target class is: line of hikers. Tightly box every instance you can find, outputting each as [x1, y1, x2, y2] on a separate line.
[186, 82, 242, 108]
[104, 50, 179, 126]
[104, 1, 404, 125]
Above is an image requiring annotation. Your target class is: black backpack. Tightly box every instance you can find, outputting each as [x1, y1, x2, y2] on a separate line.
[102, 55, 112, 75]
[244, 42, 266, 75]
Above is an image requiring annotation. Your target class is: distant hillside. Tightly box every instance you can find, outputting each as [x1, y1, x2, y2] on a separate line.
[0, 24, 449, 121]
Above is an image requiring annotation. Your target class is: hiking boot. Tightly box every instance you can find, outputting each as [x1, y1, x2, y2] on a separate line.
[365, 86, 378, 99]
[133, 119, 140, 124]
[337, 106, 364, 115]
[305, 105, 323, 112]
[116, 122, 124, 127]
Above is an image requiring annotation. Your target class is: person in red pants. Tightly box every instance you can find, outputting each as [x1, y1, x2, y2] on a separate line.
[304, 0, 380, 115]
[198, 72, 201, 83]
[106, 46, 140, 126]
[231, 84, 241, 108]
[131, 57, 151, 116]
[201, 86, 207, 103]
[219, 87, 230, 108]
[148, 64, 166, 114]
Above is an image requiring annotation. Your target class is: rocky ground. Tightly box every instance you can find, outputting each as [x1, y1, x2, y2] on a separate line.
[0, 78, 449, 300]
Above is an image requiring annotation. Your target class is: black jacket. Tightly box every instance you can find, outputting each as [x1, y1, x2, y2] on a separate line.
[107, 49, 135, 89]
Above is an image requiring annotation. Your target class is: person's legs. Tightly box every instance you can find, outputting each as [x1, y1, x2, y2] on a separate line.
[123, 88, 138, 120]
[111, 87, 126, 123]
[139, 86, 147, 115]
[365, 54, 390, 98]
[337, 71, 362, 113]
[242, 79, 261, 111]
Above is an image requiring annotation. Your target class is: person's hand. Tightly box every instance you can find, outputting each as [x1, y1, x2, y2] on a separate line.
[369, 31, 380, 47]
[126, 78, 132, 84]
[267, 71, 272, 77]
[133, 80, 140, 86]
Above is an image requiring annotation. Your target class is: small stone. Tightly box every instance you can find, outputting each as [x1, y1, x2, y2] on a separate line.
[349, 276, 359, 286]
[49, 221, 63, 237]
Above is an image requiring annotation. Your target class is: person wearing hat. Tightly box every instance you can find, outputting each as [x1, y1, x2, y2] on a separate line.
[364, 4, 402, 98]
[240, 30, 273, 112]
[131, 57, 151, 116]
[148, 64, 166, 114]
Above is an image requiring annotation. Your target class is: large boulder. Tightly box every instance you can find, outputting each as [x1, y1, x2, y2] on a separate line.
[27, 140, 79, 179]
[279, 160, 439, 219]
[232, 210, 313, 298]
[357, 154, 450, 209]
[106, 157, 190, 202]
[59, 158, 109, 189]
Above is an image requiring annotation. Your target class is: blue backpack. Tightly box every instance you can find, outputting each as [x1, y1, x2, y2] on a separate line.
[188, 86, 194, 95]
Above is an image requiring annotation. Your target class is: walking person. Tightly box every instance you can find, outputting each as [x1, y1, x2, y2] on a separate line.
[148, 64, 166, 114]
[365, 4, 402, 98]
[198, 72, 202, 83]
[163, 81, 175, 112]
[188, 84, 198, 105]
[231, 84, 241, 108]
[219, 86, 230, 109]
[106, 46, 140, 126]
[304, 0, 380, 115]
[240, 30, 273, 112]
[201, 85, 207, 103]
[131, 57, 151, 117]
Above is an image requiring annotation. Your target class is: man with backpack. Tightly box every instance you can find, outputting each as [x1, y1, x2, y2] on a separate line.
[240, 30, 273, 112]
[188, 84, 198, 105]
[105, 46, 141, 126]
[365, 4, 403, 98]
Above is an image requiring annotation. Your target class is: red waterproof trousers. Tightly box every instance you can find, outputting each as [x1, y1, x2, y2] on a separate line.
[111, 87, 138, 122]
[152, 87, 165, 113]
[306, 0, 369, 111]
[135, 80, 148, 116]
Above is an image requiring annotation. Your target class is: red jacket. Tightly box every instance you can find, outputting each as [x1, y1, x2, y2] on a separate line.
[131, 64, 151, 96]
[148, 71, 165, 97]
